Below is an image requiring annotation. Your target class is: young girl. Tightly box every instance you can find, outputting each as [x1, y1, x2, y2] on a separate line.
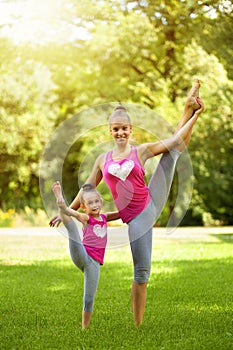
[50, 79, 205, 327]
[52, 181, 119, 329]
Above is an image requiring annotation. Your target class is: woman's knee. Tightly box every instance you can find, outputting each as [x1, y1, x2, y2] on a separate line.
[134, 266, 151, 283]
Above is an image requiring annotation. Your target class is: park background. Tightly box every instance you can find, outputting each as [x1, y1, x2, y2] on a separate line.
[0, 2, 233, 350]
[0, 0, 232, 228]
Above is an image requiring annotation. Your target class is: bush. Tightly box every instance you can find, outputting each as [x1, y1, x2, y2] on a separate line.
[0, 209, 15, 227]
[13, 207, 49, 227]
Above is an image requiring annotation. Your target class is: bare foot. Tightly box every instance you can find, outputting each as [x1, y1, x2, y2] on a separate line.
[52, 181, 67, 210]
[185, 78, 201, 113]
[175, 98, 205, 152]
[52, 181, 81, 220]
[176, 79, 202, 131]
[192, 98, 205, 118]
[52, 181, 62, 199]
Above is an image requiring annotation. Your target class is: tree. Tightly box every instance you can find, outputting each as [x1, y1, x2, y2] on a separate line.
[0, 0, 232, 225]
[0, 41, 58, 209]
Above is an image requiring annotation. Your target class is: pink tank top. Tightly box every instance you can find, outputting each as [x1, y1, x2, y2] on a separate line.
[103, 146, 150, 223]
[83, 214, 107, 265]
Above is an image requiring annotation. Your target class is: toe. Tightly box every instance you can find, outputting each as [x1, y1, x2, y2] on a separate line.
[188, 79, 200, 99]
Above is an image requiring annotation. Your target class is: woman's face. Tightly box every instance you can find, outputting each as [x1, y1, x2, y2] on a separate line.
[109, 116, 132, 144]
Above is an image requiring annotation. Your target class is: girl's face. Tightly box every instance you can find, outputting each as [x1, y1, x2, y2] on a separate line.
[109, 116, 132, 144]
[82, 192, 102, 216]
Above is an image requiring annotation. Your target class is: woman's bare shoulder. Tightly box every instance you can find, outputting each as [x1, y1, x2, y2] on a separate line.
[96, 152, 107, 163]
[95, 152, 109, 170]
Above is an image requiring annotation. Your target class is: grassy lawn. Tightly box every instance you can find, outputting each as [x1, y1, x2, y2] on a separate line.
[0, 229, 232, 350]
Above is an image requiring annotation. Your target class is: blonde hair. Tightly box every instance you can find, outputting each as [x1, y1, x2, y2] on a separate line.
[109, 105, 132, 125]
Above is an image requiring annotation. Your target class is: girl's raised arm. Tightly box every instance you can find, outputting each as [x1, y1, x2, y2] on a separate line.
[49, 154, 104, 226]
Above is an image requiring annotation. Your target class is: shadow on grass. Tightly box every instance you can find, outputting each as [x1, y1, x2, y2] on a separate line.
[210, 233, 233, 243]
[1, 254, 233, 349]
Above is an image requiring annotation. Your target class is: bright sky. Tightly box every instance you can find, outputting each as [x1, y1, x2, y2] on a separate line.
[1, 0, 232, 44]
[0, 0, 89, 44]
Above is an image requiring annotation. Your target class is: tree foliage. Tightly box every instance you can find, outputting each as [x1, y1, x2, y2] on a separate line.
[0, 0, 232, 225]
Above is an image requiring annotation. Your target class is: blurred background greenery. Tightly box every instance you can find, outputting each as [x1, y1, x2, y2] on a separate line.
[0, 0, 232, 227]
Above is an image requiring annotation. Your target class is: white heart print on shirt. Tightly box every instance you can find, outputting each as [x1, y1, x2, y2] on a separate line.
[93, 224, 107, 238]
[108, 160, 134, 181]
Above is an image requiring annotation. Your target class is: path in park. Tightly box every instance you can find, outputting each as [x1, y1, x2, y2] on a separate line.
[0, 225, 232, 249]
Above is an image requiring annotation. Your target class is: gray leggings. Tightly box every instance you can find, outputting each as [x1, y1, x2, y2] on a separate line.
[64, 220, 100, 313]
[128, 150, 180, 283]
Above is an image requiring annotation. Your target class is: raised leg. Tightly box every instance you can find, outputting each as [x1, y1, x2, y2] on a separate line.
[175, 100, 204, 151]
[52, 181, 80, 224]
[174, 79, 204, 151]
[148, 149, 180, 221]
[52, 181, 99, 329]
[148, 101, 203, 219]
[176, 79, 201, 131]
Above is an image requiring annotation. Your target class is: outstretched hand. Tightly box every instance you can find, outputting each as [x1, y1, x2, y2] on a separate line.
[49, 214, 61, 227]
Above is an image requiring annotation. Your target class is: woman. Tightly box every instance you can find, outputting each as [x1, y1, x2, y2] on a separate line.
[50, 79, 205, 326]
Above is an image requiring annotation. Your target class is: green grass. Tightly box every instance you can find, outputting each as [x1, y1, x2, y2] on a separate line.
[0, 231, 233, 350]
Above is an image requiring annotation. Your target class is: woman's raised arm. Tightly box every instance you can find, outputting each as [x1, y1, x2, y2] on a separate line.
[69, 154, 104, 211]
